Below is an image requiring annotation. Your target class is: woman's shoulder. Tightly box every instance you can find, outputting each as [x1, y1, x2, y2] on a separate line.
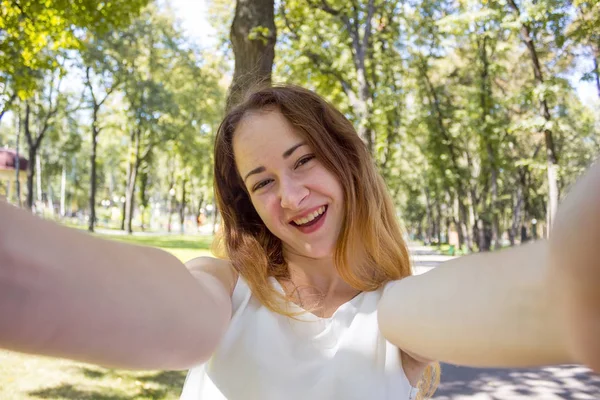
[185, 256, 239, 296]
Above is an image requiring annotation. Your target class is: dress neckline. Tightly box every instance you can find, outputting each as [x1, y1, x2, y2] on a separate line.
[269, 277, 366, 320]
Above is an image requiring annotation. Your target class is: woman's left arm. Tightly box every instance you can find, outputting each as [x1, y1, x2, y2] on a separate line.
[379, 160, 600, 368]
[378, 240, 568, 368]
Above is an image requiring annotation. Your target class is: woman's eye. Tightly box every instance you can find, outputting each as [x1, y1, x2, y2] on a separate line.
[296, 154, 315, 168]
[252, 179, 272, 192]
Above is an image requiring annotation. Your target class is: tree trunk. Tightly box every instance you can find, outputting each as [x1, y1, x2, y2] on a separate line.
[507, 0, 559, 229]
[138, 166, 150, 232]
[226, 0, 276, 110]
[469, 185, 480, 252]
[424, 186, 434, 244]
[436, 200, 444, 244]
[167, 191, 174, 233]
[124, 130, 141, 234]
[23, 104, 36, 211]
[121, 158, 132, 231]
[120, 189, 127, 231]
[179, 178, 187, 234]
[46, 174, 55, 215]
[60, 165, 66, 217]
[125, 161, 138, 234]
[26, 146, 36, 211]
[88, 106, 100, 232]
[477, 33, 502, 250]
[510, 179, 524, 246]
[459, 200, 472, 252]
[490, 158, 501, 249]
[422, 62, 472, 250]
[593, 47, 600, 99]
[36, 152, 43, 206]
[15, 110, 22, 207]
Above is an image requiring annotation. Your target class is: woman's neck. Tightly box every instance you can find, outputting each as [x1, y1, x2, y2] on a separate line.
[281, 249, 358, 300]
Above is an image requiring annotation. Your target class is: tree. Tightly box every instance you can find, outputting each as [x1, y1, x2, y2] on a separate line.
[279, 0, 401, 156]
[81, 33, 123, 232]
[0, 0, 149, 104]
[227, 0, 276, 110]
[568, 1, 600, 99]
[21, 70, 65, 210]
[504, 0, 566, 229]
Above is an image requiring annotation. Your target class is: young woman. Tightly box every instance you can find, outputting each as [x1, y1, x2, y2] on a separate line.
[0, 85, 598, 400]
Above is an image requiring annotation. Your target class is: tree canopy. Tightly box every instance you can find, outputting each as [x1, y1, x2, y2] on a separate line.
[0, 0, 598, 252]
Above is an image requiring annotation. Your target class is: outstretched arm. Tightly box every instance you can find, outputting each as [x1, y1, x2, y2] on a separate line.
[0, 202, 233, 370]
[379, 160, 600, 369]
[378, 240, 568, 367]
[549, 160, 600, 372]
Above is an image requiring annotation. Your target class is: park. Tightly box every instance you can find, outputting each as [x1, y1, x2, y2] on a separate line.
[1, 0, 600, 399]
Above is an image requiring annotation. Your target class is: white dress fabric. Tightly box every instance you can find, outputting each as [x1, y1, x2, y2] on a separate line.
[180, 277, 419, 400]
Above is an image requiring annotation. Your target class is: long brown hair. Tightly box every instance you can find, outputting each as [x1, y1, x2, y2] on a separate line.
[214, 84, 412, 304]
[213, 84, 439, 398]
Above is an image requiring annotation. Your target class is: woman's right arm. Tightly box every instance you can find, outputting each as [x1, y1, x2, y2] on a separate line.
[0, 201, 235, 370]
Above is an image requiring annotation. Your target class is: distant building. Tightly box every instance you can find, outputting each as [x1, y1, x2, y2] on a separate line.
[0, 148, 28, 203]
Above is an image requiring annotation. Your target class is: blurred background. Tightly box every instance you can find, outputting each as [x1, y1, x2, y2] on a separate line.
[1, 0, 600, 399]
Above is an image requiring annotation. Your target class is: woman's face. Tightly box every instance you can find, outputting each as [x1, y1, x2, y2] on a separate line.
[232, 109, 344, 260]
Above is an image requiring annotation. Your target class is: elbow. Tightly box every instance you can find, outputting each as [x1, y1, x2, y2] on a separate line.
[161, 279, 233, 370]
[171, 312, 231, 370]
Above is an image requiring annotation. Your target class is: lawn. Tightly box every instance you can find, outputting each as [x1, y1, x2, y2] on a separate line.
[0, 232, 214, 400]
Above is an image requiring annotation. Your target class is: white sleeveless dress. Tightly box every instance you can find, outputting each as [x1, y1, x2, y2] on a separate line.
[180, 277, 419, 400]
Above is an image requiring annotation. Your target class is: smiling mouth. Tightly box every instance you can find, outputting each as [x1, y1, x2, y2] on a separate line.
[290, 205, 328, 227]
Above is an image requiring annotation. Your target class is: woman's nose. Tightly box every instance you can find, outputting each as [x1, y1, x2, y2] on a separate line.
[279, 178, 309, 210]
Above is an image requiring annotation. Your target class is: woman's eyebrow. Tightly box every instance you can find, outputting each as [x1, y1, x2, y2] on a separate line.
[244, 166, 265, 183]
[243, 142, 307, 182]
[282, 142, 306, 159]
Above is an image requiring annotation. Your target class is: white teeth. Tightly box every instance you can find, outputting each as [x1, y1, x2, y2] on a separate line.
[293, 206, 326, 226]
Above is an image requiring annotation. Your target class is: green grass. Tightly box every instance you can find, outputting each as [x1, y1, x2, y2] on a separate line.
[101, 233, 214, 262]
[0, 232, 214, 400]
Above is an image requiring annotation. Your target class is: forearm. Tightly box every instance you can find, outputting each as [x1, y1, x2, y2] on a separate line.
[378, 241, 571, 367]
[549, 160, 600, 371]
[0, 202, 231, 370]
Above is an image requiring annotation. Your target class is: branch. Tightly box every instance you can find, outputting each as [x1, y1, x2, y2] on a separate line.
[12, 0, 34, 23]
[0, 92, 17, 123]
[306, 0, 340, 15]
[35, 103, 59, 149]
[34, 69, 64, 149]
[24, 102, 34, 148]
[280, 4, 354, 95]
[85, 66, 98, 107]
[98, 80, 119, 108]
[65, 91, 87, 114]
[363, 0, 377, 59]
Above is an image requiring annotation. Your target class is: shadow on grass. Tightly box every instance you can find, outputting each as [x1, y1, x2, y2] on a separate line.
[58, 367, 187, 399]
[137, 370, 187, 388]
[28, 384, 129, 400]
[76, 366, 186, 387]
[79, 366, 108, 379]
[29, 369, 187, 400]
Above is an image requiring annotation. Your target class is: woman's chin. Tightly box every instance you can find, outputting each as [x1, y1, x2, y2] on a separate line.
[300, 244, 337, 260]
[284, 243, 336, 260]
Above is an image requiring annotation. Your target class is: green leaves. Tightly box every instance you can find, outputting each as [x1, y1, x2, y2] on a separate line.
[0, 0, 149, 101]
[248, 26, 274, 45]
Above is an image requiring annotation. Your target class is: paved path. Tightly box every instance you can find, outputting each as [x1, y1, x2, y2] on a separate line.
[409, 243, 457, 275]
[407, 243, 600, 399]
